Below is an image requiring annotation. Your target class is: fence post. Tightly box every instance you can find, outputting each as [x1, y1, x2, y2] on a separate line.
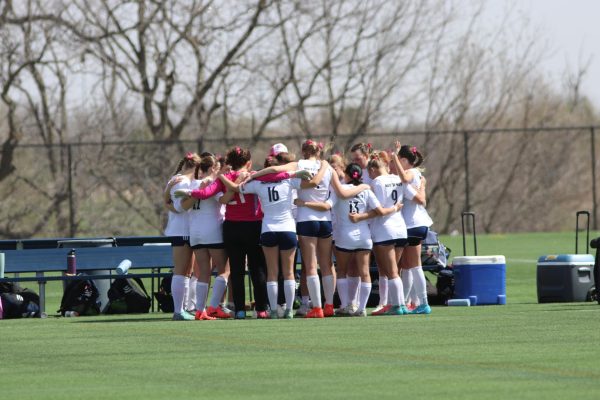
[591, 127, 598, 230]
[463, 131, 470, 212]
[67, 144, 75, 237]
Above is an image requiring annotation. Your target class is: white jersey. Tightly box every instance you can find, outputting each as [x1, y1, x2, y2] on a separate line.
[188, 178, 224, 245]
[296, 159, 333, 222]
[402, 169, 433, 228]
[330, 184, 380, 250]
[241, 178, 302, 233]
[369, 174, 409, 242]
[164, 175, 191, 237]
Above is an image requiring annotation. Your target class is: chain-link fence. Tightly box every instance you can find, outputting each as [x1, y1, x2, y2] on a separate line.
[1, 125, 598, 239]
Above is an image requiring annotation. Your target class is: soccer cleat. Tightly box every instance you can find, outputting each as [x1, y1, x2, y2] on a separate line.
[372, 304, 386, 313]
[195, 310, 216, 320]
[255, 310, 269, 319]
[235, 310, 246, 319]
[172, 312, 195, 321]
[383, 305, 404, 316]
[295, 303, 310, 317]
[283, 309, 294, 319]
[406, 302, 417, 312]
[400, 305, 410, 315]
[371, 304, 392, 316]
[410, 304, 432, 314]
[305, 307, 325, 318]
[269, 309, 279, 319]
[323, 303, 335, 317]
[220, 304, 234, 317]
[352, 308, 367, 317]
[207, 305, 232, 319]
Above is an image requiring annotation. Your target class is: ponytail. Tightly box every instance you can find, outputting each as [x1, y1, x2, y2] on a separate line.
[345, 163, 363, 186]
[398, 145, 424, 168]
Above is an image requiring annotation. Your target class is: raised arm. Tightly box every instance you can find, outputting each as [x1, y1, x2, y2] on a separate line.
[391, 141, 414, 183]
[330, 171, 370, 199]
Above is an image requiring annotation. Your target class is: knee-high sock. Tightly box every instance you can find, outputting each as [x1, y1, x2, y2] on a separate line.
[171, 275, 189, 314]
[187, 276, 197, 310]
[284, 280, 296, 311]
[267, 281, 278, 311]
[306, 274, 322, 308]
[196, 281, 209, 312]
[412, 266, 428, 305]
[209, 276, 228, 308]
[358, 282, 372, 311]
[378, 276, 388, 305]
[322, 275, 335, 305]
[401, 269, 413, 301]
[388, 277, 405, 306]
[347, 276, 361, 306]
[337, 278, 348, 308]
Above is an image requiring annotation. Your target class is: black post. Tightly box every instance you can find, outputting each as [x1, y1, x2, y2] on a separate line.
[463, 131, 470, 212]
[67, 144, 75, 237]
[591, 127, 598, 231]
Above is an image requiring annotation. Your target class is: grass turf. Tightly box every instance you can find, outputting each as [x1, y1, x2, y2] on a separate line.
[1, 231, 600, 399]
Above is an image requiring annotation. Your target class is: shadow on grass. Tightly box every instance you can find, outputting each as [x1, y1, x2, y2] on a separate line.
[72, 316, 172, 323]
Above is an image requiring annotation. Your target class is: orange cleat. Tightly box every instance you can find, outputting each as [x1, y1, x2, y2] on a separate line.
[371, 304, 391, 316]
[207, 305, 232, 319]
[305, 307, 325, 318]
[195, 310, 216, 320]
[323, 303, 335, 317]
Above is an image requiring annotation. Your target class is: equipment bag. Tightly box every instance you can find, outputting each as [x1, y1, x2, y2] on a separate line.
[58, 275, 100, 316]
[105, 277, 151, 314]
[0, 283, 40, 319]
[153, 274, 174, 313]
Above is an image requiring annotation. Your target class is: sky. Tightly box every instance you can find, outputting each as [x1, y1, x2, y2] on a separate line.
[515, 0, 600, 107]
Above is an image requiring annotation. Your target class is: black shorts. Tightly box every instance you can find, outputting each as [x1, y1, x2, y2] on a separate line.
[191, 243, 225, 249]
[260, 232, 298, 250]
[406, 227, 428, 246]
[373, 238, 409, 248]
[335, 246, 371, 253]
[171, 236, 190, 247]
[296, 221, 333, 238]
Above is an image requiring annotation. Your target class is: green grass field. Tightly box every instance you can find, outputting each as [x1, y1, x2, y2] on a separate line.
[2, 231, 600, 399]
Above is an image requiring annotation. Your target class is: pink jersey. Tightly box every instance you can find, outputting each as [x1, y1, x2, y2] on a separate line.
[189, 171, 292, 222]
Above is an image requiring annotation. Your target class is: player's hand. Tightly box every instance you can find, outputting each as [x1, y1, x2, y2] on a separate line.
[294, 170, 313, 180]
[173, 189, 191, 198]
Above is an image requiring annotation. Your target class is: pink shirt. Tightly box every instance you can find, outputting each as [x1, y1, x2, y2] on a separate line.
[190, 171, 293, 222]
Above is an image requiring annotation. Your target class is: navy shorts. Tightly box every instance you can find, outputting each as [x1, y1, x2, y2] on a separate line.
[260, 232, 298, 250]
[296, 221, 333, 238]
[407, 227, 428, 246]
[171, 236, 190, 247]
[191, 243, 225, 249]
[374, 238, 409, 248]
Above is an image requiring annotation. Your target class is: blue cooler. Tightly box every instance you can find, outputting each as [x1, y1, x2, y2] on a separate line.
[452, 255, 506, 305]
[537, 254, 594, 303]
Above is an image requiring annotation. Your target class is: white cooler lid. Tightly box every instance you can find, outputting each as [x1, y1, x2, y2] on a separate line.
[452, 255, 506, 265]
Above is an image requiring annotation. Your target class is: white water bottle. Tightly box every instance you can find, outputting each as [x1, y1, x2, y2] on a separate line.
[116, 259, 132, 275]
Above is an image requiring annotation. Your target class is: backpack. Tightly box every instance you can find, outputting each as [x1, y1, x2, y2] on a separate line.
[153, 274, 174, 313]
[105, 277, 151, 314]
[0, 282, 40, 319]
[421, 230, 451, 270]
[58, 276, 101, 316]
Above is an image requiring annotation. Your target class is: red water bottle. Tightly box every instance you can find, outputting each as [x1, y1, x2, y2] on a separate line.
[67, 249, 76, 275]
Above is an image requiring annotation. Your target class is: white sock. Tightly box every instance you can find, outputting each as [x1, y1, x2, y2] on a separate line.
[267, 281, 278, 311]
[306, 274, 322, 308]
[322, 275, 335, 305]
[378, 276, 388, 306]
[347, 276, 361, 306]
[187, 276, 197, 310]
[171, 275, 189, 314]
[412, 266, 429, 305]
[196, 282, 209, 312]
[284, 280, 296, 310]
[209, 276, 228, 308]
[389, 277, 404, 306]
[401, 269, 413, 301]
[358, 282, 372, 311]
[337, 278, 348, 308]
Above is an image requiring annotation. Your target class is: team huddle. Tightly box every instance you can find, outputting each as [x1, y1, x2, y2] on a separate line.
[164, 140, 433, 320]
